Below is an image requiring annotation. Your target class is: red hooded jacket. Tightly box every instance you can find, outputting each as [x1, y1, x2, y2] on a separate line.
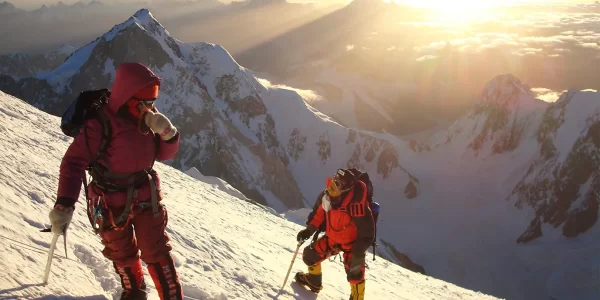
[57, 63, 180, 208]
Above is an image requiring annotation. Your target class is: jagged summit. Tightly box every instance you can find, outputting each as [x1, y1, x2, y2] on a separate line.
[131, 8, 157, 26]
[62, 8, 165, 61]
[39, 8, 180, 93]
[0, 0, 19, 14]
[102, 8, 167, 42]
[0, 1, 15, 9]
[480, 74, 540, 110]
[424, 74, 548, 155]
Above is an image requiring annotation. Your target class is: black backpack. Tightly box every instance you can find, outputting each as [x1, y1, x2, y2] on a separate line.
[61, 89, 110, 138]
[347, 168, 379, 224]
[307, 168, 380, 260]
[60, 89, 113, 230]
[347, 168, 380, 261]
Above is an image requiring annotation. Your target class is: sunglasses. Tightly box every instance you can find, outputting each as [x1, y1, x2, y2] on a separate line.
[132, 96, 156, 107]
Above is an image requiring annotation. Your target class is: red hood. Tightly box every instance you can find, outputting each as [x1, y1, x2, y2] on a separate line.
[108, 63, 161, 113]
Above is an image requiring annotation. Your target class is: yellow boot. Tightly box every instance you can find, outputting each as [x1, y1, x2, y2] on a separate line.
[349, 280, 365, 300]
[294, 263, 323, 293]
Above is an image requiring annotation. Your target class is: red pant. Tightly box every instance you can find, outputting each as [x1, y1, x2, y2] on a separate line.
[302, 235, 366, 284]
[100, 204, 171, 266]
[100, 204, 183, 300]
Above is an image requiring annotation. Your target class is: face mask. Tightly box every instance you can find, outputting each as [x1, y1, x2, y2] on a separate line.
[326, 177, 343, 197]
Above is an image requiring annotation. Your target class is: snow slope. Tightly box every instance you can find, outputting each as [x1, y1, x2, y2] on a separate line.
[0, 91, 499, 299]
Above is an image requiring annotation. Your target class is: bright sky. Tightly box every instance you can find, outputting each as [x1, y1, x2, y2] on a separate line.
[386, 0, 594, 10]
[8, 0, 597, 9]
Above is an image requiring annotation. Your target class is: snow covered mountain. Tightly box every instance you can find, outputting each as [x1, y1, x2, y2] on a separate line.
[0, 44, 74, 77]
[425, 74, 548, 155]
[0, 90, 499, 300]
[422, 74, 600, 244]
[385, 74, 600, 300]
[0, 9, 419, 215]
[509, 89, 600, 242]
[0, 0, 20, 14]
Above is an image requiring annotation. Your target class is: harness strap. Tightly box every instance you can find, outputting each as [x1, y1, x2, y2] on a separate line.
[95, 110, 111, 168]
[83, 107, 163, 233]
[148, 173, 159, 218]
[115, 176, 137, 227]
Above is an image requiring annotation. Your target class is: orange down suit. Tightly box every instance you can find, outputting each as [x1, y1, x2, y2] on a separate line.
[303, 180, 376, 284]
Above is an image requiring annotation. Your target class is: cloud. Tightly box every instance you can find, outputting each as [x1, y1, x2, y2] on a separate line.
[575, 29, 597, 35]
[519, 36, 565, 45]
[512, 51, 537, 57]
[523, 48, 543, 52]
[511, 47, 544, 56]
[531, 87, 552, 93]
[554, 48, 572, 53]
[413, 41, 450, 52]
[531, 87, 563, 102]
[553, 35, 579, 42]
[579, 42, 600, 49]
[398, 21, 455, 29]
[501, 12, 600, 30]
[346, 45, 355, 51]
[416, 55, 437, 62]
[414, 34, 521, 54]
[411, 8, 600, 60]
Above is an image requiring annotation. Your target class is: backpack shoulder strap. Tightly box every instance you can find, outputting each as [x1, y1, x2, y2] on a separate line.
[307, 190, 325, 225]
[350, 181, 366, 204]
[82, 108, 112, 169]
[343, 181, 368, 217]
[95, 109, 112, 160]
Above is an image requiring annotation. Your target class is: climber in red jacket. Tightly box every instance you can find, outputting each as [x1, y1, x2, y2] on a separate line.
[48, 62, 183, 300]
[295, 168, 376, 300]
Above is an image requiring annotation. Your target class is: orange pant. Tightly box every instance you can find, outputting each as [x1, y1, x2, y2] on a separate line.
[302, 235, 366, 284]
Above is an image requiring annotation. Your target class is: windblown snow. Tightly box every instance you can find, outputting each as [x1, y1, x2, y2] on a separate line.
[0, 91, 498, 299]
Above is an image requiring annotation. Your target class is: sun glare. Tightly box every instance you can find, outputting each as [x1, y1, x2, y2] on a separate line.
[385, 0, 519, 12]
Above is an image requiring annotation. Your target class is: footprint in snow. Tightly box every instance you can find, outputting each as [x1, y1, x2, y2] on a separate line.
[28, 191, 45, 204]
[22, 217, 45, 229]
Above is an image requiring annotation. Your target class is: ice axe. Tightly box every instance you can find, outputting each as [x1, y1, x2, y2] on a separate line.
[279, 239, 305, 294]
[40, 225, 68, 285]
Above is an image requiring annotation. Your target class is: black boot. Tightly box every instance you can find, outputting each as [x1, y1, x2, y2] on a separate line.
[294, 264, 323, 293]
[119, 280, 148, 300]
[114, 261, 148, 300]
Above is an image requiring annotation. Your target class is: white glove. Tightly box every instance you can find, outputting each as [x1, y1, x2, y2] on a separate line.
[144, 110, 177, 140]
[48, 205, 73, 234]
